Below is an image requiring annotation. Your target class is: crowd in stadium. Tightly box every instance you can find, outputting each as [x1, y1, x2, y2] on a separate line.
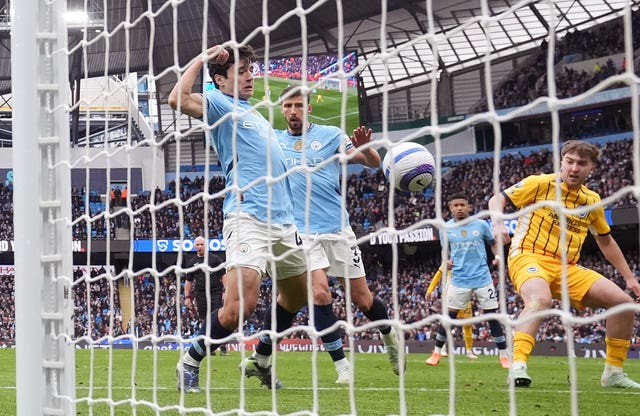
[72, 266, 125, 340]
[0, 275, 14, 341]
[0, 181, 13, 240]
[255, 53, 357, 82]
[1, 249, 638, 345]
[17, 248, 633, 346]
[3, 11, 640, 349]
[0, 134, 637, 347]
[472, 10, 640, 113]
[63, 137, 636, 240]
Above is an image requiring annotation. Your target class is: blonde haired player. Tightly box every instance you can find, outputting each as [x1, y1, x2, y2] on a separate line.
[489, 140, 640, 388]
[426, 266, 478, 360]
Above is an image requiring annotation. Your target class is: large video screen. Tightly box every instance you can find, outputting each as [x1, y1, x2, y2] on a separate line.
[204, 51, 361, 133]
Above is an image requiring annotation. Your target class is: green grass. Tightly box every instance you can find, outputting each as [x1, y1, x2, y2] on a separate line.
[0, 349, 637, 415]
[250, 77, 361, 133]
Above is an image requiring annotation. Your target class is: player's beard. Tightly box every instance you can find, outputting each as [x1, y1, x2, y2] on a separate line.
[288, 118, 303, 134]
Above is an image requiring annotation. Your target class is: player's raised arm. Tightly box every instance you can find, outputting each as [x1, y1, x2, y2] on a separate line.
[168, 45, 229, 119]
[347, 126, 380, 168]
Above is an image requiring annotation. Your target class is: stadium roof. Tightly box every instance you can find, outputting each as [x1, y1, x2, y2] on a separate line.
[0, 0, 637, 98]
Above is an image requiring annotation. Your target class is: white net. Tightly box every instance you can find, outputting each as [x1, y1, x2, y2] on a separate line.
[10, 0, 640, 415]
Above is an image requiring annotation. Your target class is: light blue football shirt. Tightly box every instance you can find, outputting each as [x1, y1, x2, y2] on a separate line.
[440, 218, 495, 288]
[204, 88, 295, 225]
[277, 123, 354, 234]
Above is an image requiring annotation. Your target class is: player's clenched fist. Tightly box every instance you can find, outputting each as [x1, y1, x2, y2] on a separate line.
[202, 45, 229, 65]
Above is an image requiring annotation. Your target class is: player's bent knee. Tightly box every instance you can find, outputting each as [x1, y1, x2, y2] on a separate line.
[524, 296, 552, 311]
[278, 294, 308, 312]
[218, 309, 242, 329]
[353, 294, 373, 311]
[223, 298, 257, 320]
[350, 285, 373, 309]
[607, 308, 635, 323]
[610, 291, 634, 306]
[312, 285, 332, 304]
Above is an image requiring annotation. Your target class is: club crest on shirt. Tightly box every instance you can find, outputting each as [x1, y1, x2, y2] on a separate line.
[576, 205, 587, 219]
[294, 140, 303, 151]
[238, 243, 251, 255]
[311, 140, 322, 150]
[472, 230, 480, 236]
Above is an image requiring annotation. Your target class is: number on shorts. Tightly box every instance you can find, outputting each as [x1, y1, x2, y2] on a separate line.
[350, 245, 361, 266]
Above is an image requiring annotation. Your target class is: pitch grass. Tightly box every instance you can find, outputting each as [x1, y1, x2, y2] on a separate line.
[0, 350, 638, 415]
[249, 77, 361, 133]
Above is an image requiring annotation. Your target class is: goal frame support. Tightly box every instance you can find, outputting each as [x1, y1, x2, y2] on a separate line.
[12, 0, 76, 415]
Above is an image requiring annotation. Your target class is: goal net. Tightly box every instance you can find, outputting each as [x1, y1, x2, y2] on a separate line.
[11, 1, 640, 416]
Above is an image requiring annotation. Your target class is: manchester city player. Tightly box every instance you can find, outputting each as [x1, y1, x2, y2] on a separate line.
[169, 45, 309, 392]
[425, 193, 510, 369]
[246, 85, 402, 385]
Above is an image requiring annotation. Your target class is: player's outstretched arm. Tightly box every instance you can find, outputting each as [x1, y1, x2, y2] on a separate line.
[595, 234, 640, 298]
[168, 45, 229, 119]
[348, 126, 380, 168]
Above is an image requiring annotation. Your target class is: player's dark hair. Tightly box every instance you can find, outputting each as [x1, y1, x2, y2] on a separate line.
[561, 140, 600, 162]
[279, 84, 305, 100]
[447, 192, 468, 203]
[207, 45, 256, 88]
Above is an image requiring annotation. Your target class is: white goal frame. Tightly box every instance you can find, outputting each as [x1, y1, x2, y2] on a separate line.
[12, 0, 76, 415]
[8, 1, 640, 416]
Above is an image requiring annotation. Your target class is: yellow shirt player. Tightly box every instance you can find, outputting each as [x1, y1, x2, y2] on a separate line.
[489, 140, 640, 389]
[426, 267, 477, 360]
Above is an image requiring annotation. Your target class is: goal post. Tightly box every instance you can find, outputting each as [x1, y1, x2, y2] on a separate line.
[12, 0, 76, 415]
[7, 1, 640, 415]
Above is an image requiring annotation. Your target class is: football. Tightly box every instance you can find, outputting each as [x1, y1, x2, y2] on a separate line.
[382, 142, 435, 192]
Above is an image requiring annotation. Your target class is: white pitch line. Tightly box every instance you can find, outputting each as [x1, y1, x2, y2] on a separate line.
[309, 111, 360, 123]
[1, 385, 637, 395]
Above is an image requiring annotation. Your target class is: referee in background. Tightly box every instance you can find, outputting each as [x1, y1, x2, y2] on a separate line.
[184, 236, 227, 355]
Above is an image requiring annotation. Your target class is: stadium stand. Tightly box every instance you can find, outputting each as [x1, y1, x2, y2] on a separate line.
[0, 136, 637, 345]
[470, 10, 640, 113]
[62, 137, 639, 240]
[2, 251, 636, 346]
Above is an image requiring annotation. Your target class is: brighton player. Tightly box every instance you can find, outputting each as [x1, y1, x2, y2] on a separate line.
[426, 266, 478, 360]
[425, 193, 510, 368]
[489, 140, 640, 388]
[242, 85, 402, 385]
[169, 45, 309, 392]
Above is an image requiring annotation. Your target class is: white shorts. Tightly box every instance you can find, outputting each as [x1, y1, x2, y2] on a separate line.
[223, 213, 307, 280]
[301, 227, 366, 279]
[445, 282, 499, 311]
